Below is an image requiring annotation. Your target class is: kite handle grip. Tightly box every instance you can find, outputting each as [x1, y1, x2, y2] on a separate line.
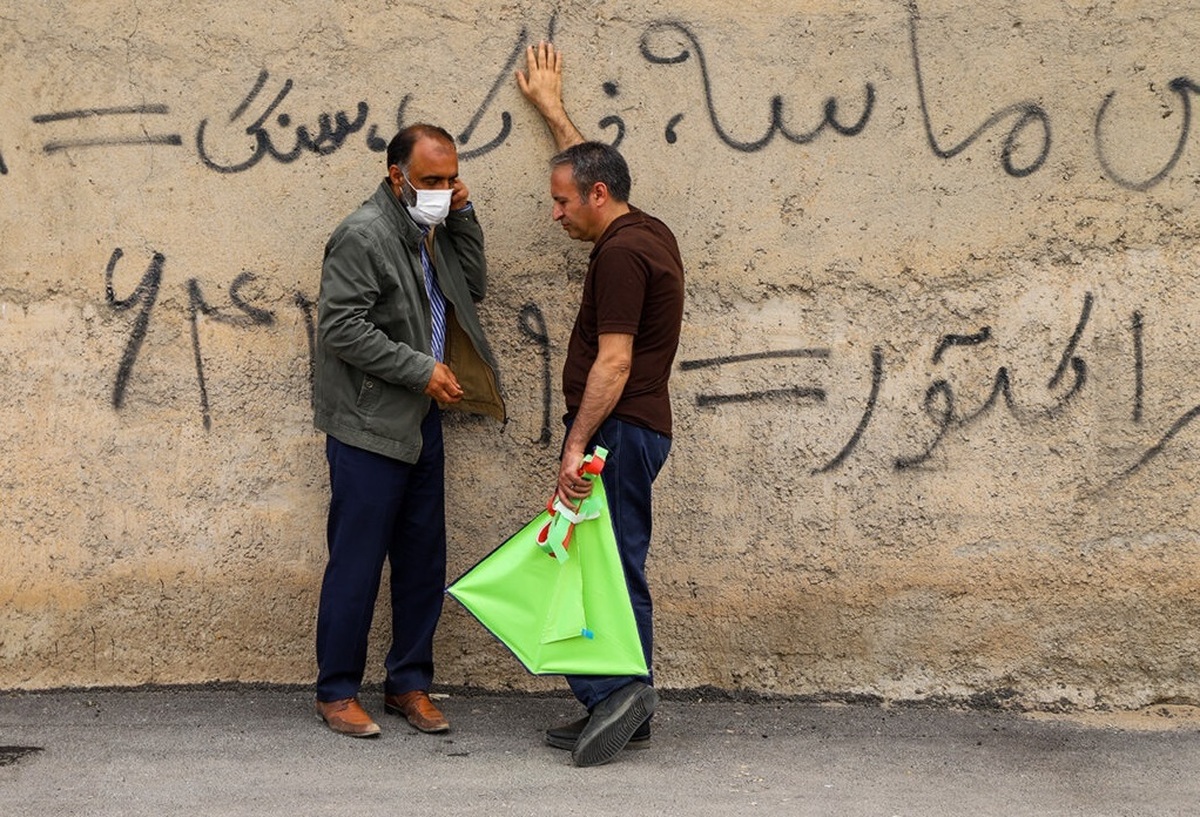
[579, 446, 608, 478]
[536, 446, 610, 560]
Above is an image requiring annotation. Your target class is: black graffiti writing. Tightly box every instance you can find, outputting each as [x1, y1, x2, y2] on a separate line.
[908, 1, 1051, 178]
[187, 273, 275, 430]
[894, 379, 953, 471]
[0, 14, 1193, 190]
[32, 104, 184, 154]
[896, 367, 1014, 470]
[680, 348, 832, 371]
[678, 297, 1091, 473]
[599, 115, 627, 150]
[453, 28, 529, 161]
[1094, 77, 1200, 192]
[1048, 292, 1093, 395]
[1114, 404, 1200, 483]
[100, 248, 569, 437]
[697, 386, 825, 408]
[106, 247, 311, 428]
[0, 746, 43, 768]
[814, 346, 884, 475]
[93, 244, 1197, 485]
[681, 347, 832, 408]
[367, 93, 412, 156]
[1105, 307, 1200, 484]
[105, 248, 164, 410]
[674, 292, 1191, 485]
[896, 293, 1091, 469]
[186, 280, 215, 430]
[639, 20, 874, 153]
[295, 292, 317, 404]
[518, 302, 552, 446]
[453, 16, 563, 159]
[933, 327, 992, 365]
[596, 77, 628, 149]
[192, 21, 538, 171]
[1131, 310, 1144, 423]
[664, 113, 685, 145]
[196, 70, 370, 174]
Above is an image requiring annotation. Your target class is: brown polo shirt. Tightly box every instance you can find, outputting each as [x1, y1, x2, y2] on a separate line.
[562, 207, 685, 436]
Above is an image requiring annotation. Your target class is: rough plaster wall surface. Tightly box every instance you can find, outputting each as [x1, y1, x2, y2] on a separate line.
[2, 0, 1199, 709]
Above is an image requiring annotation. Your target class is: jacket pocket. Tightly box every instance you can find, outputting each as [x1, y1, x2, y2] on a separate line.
[356, 375, 381, 413]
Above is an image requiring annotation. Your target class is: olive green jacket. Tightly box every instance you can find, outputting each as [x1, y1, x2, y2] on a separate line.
[313, 180, 505, 462]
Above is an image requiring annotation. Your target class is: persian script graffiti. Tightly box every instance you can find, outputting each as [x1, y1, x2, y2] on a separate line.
[680, 292, 1197, 485]
[7, 7, 1197, 489]
[34, 105, 183, 153]
[0, 8, 1188, 188]
[106, 248, 293, 430]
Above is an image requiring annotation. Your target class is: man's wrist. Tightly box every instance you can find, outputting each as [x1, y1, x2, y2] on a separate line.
[562, 437, 586, 460]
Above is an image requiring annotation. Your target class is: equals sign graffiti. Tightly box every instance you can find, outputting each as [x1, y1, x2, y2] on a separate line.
[33, 104, 182, 153]
[680, 348, 831, 407]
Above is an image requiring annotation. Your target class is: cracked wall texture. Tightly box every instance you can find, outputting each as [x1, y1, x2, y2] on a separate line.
[2, 0, 1200, 709]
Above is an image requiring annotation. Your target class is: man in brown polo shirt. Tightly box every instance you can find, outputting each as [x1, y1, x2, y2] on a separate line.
[517, 41, 685, 767]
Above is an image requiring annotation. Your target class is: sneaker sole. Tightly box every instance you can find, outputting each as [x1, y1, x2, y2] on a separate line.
[571, 685, 658, 767]
[545, 733, 650, 751]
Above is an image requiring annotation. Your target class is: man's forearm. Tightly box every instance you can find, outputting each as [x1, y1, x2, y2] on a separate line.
[540, 109, 585, 152]
[564, 334, 633, 457]
[565, 362, 628, 455]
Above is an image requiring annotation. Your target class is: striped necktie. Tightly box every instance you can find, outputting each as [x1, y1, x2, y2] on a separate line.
[419, 226, 447, 363]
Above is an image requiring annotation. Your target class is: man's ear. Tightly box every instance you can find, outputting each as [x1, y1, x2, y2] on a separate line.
[590, 181, 610, 207]
[388, 165, 407, 199]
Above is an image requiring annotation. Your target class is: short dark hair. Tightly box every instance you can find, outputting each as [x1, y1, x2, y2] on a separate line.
[551, 141, 631, 202]
[386, 124, 456, 170]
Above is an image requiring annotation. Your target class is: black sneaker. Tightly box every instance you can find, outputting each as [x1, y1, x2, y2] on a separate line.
[544, 715, 651, 751]
[570, 682, 658, 767]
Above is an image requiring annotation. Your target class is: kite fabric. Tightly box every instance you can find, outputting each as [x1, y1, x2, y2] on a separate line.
[446, 447, 648, 677]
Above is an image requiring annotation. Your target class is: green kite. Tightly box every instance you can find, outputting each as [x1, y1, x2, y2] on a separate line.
[446, 447, 648, 677]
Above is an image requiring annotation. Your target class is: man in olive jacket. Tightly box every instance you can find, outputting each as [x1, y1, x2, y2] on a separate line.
[312, 124, 504, 738]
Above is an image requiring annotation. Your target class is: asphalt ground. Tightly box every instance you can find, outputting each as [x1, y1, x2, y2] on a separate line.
[2, 686, 1198, 816]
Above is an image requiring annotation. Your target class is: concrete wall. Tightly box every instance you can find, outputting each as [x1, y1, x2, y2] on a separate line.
[3, 0, 1200, 709]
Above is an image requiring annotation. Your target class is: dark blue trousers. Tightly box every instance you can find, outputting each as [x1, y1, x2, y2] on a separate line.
[315, 407, 446, 702]
[566, 416, 672, 711]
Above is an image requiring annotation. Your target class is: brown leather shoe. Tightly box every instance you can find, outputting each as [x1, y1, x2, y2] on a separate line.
[384, 690, 450, 733]
[316, 697, 381, 738]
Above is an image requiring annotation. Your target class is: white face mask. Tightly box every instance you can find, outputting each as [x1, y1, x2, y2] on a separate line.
[402, 172, 452, 226]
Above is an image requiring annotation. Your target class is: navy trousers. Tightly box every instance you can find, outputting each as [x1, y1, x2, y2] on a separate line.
[315, 406, 446, 702]
[566, 416, 672, 711]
